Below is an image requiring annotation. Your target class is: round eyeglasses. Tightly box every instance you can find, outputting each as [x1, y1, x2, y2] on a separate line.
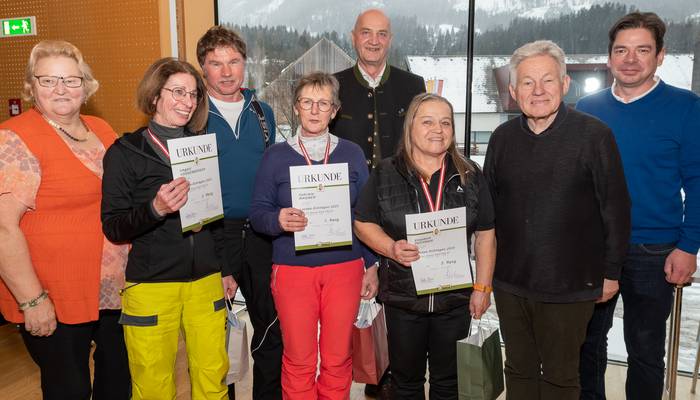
[297, 97, 334, 112]
[34, 75, 84, 88]
[162, 87, 199, 102]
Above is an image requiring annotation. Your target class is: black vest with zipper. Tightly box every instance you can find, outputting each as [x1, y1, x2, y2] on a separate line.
[373, 155, 482, 314]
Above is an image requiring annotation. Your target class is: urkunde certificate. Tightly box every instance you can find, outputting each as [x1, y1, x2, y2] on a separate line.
[290, 163, 352, 251]
[166, 134, 224, 232]
[405, 207, 472, 295]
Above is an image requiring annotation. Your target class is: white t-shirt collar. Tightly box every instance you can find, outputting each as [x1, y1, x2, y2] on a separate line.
[611, 76, 660, 104]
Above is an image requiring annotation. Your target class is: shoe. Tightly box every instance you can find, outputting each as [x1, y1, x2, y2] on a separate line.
[377, 374, 392, 400]
[364, 383, 379, 397]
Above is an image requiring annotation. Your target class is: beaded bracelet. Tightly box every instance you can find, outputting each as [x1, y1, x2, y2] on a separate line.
[18, 290, 49, 311]
[472, 283, 493, 293]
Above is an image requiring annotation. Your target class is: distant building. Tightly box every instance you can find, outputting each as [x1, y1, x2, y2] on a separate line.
[260, 38, 354, 140]
[407, 54, 695, 155]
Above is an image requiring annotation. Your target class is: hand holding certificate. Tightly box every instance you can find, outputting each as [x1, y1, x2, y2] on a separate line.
[289, 163, 353, 251]
[166, 134, 224, 232]
[405, 207, 472, 295]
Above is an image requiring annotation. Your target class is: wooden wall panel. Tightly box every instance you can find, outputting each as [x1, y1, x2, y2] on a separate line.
[0, 0, 163, 133]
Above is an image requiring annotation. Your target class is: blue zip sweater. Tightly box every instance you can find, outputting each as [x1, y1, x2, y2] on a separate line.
[206, 89, 276, 219]
[249, 138, 376, 268]
[577, 80, 700, 254]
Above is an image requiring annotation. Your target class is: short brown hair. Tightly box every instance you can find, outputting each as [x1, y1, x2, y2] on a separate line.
[23, 40, 99, 102]
[397, 93, 474, 183]
[136, 58, 208, 132]
[293, 71, 341, 109]
[608, 12, 666, 55]
[196, 25, 247, 67]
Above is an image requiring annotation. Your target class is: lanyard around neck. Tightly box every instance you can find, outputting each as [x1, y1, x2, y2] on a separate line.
[298, 135, 331, 166]
[419, 160, 446, 212]
[147, 128, 170, 159]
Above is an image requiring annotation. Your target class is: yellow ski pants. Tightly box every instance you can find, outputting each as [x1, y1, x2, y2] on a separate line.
[120, 273, 228, 400]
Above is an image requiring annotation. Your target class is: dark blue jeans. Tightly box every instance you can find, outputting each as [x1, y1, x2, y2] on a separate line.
[579, 243, 675, 400]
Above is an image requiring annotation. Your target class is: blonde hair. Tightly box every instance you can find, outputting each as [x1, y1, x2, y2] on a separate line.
[23, 40, 99, 102]
[396, 93, 474, 184]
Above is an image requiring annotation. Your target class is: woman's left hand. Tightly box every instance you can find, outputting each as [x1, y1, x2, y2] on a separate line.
[278, 207, 307, 232]
[469, 289, 491, 320]
[360, 264, 379, 300]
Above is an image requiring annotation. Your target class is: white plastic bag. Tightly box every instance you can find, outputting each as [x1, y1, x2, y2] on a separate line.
[225, 297, 250, 384]
[354, 298, 381, 328]
[465, 320, 498, 347]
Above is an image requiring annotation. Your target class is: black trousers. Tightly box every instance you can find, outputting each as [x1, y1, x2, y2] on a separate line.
[20, 309, 130, 400]
[223, 219, 283, 400]
[494, 288, 594, 400]
[385, 304, 470, 400]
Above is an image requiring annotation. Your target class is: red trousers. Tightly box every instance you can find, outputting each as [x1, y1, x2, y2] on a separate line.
[271, 259, 364, 400]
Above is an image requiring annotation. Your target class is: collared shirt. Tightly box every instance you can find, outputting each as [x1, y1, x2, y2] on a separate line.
[611, 76, 660, 104]
[358, 63, 387, 88]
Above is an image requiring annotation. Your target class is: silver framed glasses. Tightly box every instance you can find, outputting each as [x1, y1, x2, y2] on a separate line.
[297, 97, 334, 112]
[34, 75, 84, 88]
[162, 87, 199, 102]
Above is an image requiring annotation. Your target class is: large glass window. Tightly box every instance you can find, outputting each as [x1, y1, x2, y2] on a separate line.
[217, 0, 700, 373]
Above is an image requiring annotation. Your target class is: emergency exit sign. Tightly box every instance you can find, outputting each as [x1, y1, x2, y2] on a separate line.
[1, 16, 36, 37]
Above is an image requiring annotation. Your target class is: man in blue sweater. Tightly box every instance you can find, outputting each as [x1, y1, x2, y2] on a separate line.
[577, 12, 700, 400]
[197, 26, 281, 400]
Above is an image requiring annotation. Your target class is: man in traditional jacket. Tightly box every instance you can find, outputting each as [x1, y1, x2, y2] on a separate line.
[331, 8, 425, 169]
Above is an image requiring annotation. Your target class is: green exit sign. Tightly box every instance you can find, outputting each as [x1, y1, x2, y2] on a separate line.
[1, 16, 36, 37]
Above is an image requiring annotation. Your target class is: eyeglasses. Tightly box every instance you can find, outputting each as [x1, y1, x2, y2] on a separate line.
[34, 75, 84, 88]
[297, 97, 334, 112]
[162, 87, 199, 102]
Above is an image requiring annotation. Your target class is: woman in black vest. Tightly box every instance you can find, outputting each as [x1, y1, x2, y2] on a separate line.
[354, 93, 496, 400]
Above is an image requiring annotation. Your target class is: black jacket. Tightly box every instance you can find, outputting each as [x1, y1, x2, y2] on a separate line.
[101, 127, 225, 283]
[355, 155, 495, 313]
[331, 65, 425, 167]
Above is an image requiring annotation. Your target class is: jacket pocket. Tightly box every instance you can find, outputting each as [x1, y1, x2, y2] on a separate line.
[213, 297, 226, 312]
[119, 313, 158, 327]
[638, 243, 675, 256]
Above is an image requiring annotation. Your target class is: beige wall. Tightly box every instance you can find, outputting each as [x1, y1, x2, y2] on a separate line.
[0, 0, 214, 133]
[182, 0, 215, 66]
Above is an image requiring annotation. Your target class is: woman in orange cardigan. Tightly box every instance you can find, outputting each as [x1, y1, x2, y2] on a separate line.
[0, 41, 130, 400]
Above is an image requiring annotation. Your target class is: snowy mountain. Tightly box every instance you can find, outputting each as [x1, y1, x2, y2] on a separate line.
[217, 0, 700, 33]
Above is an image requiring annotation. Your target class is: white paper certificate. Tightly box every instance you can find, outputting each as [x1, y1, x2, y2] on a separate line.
[405, 207, 472, 295]
[290, 163, 352, 251]
[166, 134, 224, 232]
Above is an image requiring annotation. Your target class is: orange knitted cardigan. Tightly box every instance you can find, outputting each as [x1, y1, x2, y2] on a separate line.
[0, 108, 116, 324]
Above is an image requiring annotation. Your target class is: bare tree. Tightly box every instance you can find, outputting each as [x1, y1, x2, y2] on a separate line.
[261, 78, 298, 141]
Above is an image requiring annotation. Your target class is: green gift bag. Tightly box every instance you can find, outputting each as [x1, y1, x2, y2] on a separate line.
[457, 323, 504, 400]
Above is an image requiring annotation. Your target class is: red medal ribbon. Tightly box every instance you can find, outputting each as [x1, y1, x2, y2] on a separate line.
[298, 135, 331, 165]
[419, 160, 446, 212]
[147, 128, 170, 159]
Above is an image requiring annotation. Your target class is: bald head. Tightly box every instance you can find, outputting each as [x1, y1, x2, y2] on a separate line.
[352, 9, 393, 73]
[354, 9, 391, 32]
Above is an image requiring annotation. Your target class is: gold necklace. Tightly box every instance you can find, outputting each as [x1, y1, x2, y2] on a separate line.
[42, 115, 89, 142]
